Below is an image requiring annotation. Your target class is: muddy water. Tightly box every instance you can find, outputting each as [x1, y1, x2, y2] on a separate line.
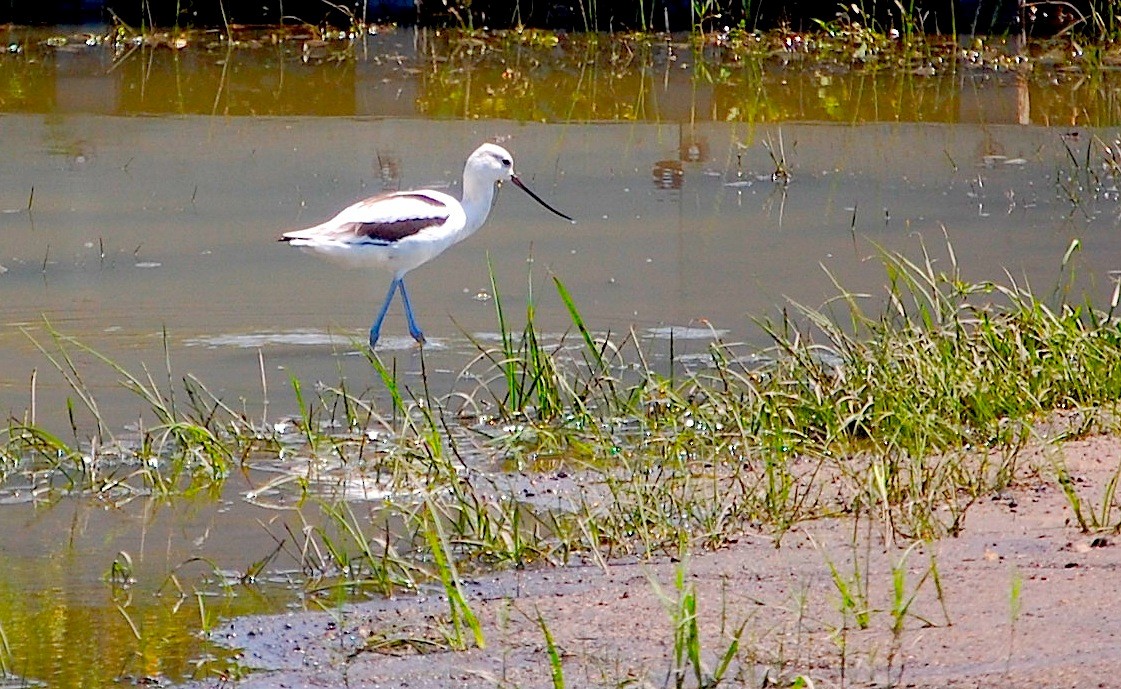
[3, 119, 1116, 433]
[1, 26, 1120, 687]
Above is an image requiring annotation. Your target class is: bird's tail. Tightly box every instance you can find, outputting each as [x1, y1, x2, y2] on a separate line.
[278, 224, 324, 243]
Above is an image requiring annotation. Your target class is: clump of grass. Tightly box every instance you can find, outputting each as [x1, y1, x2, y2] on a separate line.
[739, 236, 1121, 536]
[304, 499, 422, 596]
[421, 496, 486, 650]
[5, 237, 1121, 685]
[0, 620, 12, 680]
[1044, 424, 1121, 533]
[536, 609, 566, 688]
[651, 554, 746, 688]
[814, 521, 949, 686]
[458, 259, 624, 426]
[33, 234, 1117, 555]
[805, 0, 934, 64]
[1007, 567, 1023, 672]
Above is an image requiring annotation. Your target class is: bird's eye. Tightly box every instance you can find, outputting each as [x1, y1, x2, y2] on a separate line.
[501, 158, 512, 167]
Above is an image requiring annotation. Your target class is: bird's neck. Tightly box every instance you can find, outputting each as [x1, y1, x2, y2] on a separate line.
[460, 176, 497, 235]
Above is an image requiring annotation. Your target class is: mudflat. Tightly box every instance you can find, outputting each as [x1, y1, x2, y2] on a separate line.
[210, 433, 1121, 688]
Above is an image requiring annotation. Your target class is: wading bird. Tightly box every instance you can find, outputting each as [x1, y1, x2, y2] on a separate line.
[280, 143, 572, 348]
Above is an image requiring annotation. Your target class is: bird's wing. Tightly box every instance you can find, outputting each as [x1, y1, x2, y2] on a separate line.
[330, 191, 453, 244]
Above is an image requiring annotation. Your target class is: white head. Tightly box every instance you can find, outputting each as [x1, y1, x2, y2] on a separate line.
[464, 143, 573, 221]
[465, 143, 517, 185]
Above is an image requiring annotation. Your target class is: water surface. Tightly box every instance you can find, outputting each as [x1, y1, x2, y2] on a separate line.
[3, 117, 1114, 429]
[1, 26, 1119, 687]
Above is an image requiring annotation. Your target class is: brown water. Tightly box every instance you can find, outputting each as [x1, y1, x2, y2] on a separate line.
[1, 26, 1120, 687]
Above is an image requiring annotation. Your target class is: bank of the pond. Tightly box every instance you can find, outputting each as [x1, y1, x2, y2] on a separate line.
[204, 430, 1121, 689]
[7, 24, 1121, 125]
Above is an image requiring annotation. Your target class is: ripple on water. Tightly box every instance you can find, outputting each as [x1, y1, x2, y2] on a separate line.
[184, 331, 445, 351]
[645, 325, 728, 340]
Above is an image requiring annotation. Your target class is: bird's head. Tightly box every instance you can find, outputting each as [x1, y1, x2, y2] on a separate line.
[466, 143, 517, 184]
[466, 143, 573, 222]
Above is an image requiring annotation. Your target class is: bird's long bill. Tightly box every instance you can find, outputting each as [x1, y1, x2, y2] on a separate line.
[510, 175, 574, 222]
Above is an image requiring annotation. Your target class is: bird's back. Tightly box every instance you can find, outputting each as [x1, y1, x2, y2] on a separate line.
[280, 189, 468, 273]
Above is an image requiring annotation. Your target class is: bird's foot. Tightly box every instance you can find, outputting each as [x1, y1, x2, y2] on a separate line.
[367, 331, 424, 349]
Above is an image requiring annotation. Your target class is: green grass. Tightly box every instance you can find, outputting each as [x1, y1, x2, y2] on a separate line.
[651, 554, 746, 688]
[4, 238, 1121, 682]
[536, 608, 566, 688]
[7, 238, 1121, 551]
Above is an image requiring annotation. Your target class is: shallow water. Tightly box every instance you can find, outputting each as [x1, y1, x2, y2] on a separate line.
[3, 117, 1116, 432]
[1, 26, 1120, 686]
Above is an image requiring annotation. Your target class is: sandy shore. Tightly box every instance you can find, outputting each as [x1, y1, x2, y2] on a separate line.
[204, 433, 1121, 688]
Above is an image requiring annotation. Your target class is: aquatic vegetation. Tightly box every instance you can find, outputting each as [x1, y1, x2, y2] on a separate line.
[8, 24, 1121, 124]
[3, 238, 1117, 536]
[3, 238, 1121, 684]
[2, 240, 1114, 509]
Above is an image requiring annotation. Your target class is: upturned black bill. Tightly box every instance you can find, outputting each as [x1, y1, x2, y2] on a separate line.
[511, 175, 574, 222]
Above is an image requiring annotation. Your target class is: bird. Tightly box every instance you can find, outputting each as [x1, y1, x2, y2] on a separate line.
[279, 143, 573, 349]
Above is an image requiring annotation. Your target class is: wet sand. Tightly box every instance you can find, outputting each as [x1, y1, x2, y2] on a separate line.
[206, 433, 1121, 688]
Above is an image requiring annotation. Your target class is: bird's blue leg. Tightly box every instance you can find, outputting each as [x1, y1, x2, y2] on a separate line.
[398, 279, 426, 344]
[369, 279, 400, 349]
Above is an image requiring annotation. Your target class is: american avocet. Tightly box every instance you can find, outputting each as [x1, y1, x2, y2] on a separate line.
[280, 143, 572, 348]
